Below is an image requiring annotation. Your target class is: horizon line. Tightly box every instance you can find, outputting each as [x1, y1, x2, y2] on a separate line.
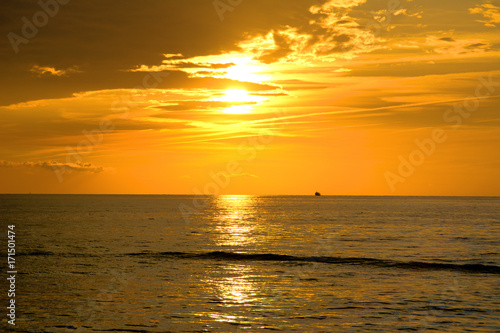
[0, 193, 499, 197]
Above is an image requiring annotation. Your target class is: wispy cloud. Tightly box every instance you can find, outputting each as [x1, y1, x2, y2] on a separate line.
[0, 160, 110, 173]
[230, 173, 259, 178]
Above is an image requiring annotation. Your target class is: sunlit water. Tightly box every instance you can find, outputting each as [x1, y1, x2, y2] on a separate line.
[1, 195, 499, 332]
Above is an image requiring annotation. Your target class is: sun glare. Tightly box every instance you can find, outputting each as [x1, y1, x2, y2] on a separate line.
[222, 89, 250, 102]
[212, 55, 271, 83]
[213, 89, 268, 114]
[217, 89, 267, 103]
[224, 62, 270, 83]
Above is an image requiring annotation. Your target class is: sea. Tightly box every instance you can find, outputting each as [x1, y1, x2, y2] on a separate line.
[0, 194, 499, 332]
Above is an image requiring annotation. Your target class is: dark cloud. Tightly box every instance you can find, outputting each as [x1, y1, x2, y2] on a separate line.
[333, 34, 351, 43]
[439, 37, 455, 42]
[258, 31, 293, 64]
[335, 19, 353, 25]
[166, 62, 236, 69]
[464, 42, 489, 49]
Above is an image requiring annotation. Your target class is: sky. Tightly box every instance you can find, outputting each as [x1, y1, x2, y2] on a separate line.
[0, 0, 499, 195]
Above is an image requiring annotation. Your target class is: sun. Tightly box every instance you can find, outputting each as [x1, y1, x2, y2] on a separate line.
[224, 62, 270, 83]
[217, 89, 267, 103]
[221, 89, 250, 102]
[212, 54, 271, 83]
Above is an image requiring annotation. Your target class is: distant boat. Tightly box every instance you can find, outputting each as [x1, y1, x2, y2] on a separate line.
[315, 192, 321, 196]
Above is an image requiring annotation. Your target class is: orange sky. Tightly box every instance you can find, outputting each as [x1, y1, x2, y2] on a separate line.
[1, 0, 499, 195]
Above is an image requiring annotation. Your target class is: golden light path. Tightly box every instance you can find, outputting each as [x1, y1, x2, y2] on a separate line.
[201, 195, 266, 326]
[214, 195, 257, 247]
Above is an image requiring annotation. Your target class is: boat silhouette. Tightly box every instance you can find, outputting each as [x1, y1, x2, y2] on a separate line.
[315, 192, 321, 196]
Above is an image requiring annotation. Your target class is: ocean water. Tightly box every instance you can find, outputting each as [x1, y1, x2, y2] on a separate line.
[1, 194, 499, 332]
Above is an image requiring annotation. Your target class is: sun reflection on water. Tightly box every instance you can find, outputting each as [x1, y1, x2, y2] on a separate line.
[198, 196, 269, 327]
[214, 195, 259, 248]
[215, 266, 259, 306]
[202, 264, 265, 327]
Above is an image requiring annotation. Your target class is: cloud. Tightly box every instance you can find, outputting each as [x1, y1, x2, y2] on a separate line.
[371, 8, 423, 24]
[469, 3, 500, 27]
[30, 65, 82, 77]
[0, 83, 291, 162]
[129, 55, 235, 74]
[310, 0, 367, 11]
[128, 0, 393, 70]
[257, 30, 294, 64]
[1, 0, 495, 109]
[426, 36, 490, 55]
[0, 160, 110, 173]
[230, 173, 259, 178]
[233, 2, 387, 64]
[439, 37, 455, 42]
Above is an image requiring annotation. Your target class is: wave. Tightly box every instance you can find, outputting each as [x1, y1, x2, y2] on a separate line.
[126, 251, 500, 274]
[14, 250, 499, 274]
[17, 250, 55, 256]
